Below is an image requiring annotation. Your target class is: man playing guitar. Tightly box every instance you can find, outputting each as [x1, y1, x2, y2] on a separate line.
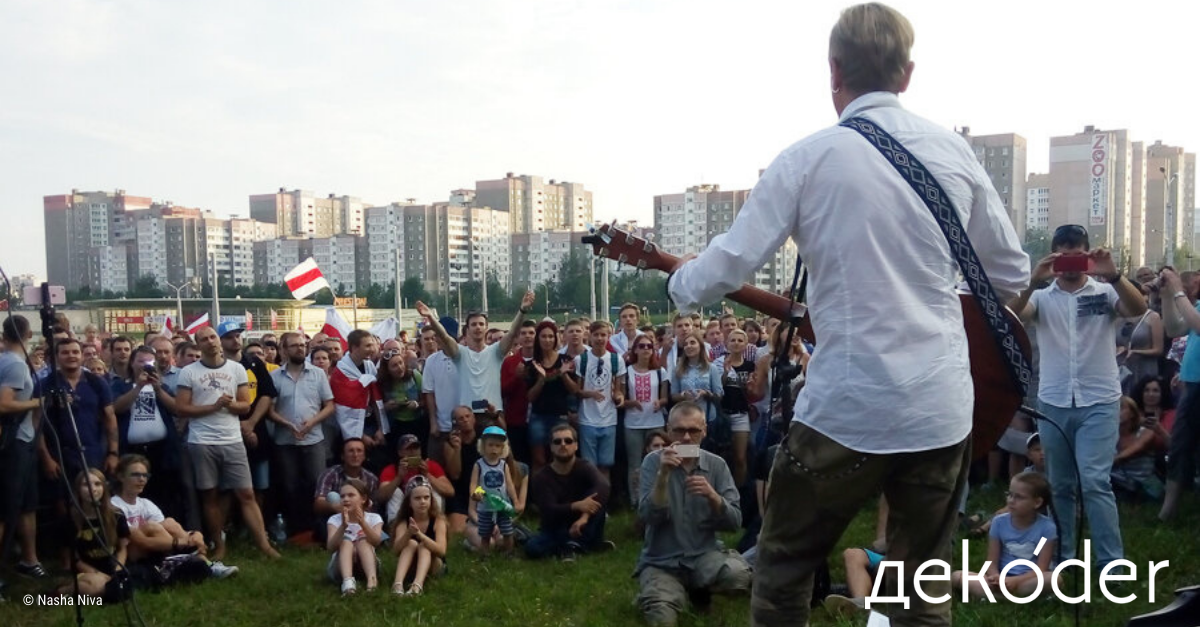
[664, 4, 1029, 626]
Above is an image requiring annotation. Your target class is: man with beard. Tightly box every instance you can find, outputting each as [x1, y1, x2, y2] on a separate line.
[525, 423, 613, 561]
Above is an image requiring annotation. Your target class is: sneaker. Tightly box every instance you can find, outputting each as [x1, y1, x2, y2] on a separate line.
[341, 577, 357, 597]
[209, 561, 239, 579]
[16, 562, 48, 579]
[561, 543, 580, 563]
[823, 594, 866, 618]
[594, 540, 617, 553]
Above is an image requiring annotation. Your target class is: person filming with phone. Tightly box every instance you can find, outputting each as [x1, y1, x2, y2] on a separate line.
[1008, 223, 1147, 570]
[635, 401, 750, 626]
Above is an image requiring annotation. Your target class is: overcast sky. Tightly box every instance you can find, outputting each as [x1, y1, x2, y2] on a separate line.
[3, 0, 1197, 278]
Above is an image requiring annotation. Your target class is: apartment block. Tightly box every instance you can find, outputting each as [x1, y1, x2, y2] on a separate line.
[474, 173, 592, 234]
[1026, 173, 1051, 232]
[308, 235, 361, 293]
[253, 238, 304, 286]
[248, 189, 366, 238]
[511, 230, 588, 289]
[1048, 127, 1136, 263]
[960, 129, 1028, 240]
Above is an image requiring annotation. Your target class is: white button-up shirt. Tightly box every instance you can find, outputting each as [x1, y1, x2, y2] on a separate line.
[1028, 277, 1121, 408]
[668, 92, 1029, 454]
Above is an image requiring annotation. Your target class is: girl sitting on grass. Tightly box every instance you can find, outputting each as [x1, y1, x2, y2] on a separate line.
[391, 476, 448, 596]
[61, 468, 130, 600]
[952, 472, 1058, 600]
[326, 478, 384, 596]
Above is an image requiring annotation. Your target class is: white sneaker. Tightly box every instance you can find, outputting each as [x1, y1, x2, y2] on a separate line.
[209, 561, 239, 579]
[341, 577, 357, 597]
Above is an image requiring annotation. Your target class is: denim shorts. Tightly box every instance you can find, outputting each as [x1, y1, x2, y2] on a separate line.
[528, 412, 567, 447]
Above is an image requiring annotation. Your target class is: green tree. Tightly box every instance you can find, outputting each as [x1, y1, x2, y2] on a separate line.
[1022, 227, 1051, 265]
[129, 274, 166, 298]
[400, 276, 433, 306]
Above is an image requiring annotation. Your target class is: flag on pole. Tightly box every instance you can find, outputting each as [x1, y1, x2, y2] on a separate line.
[270, 309, 279, 330]
[369, 317, 398, 341]
[285, 257, 330, 300]
[161, 315, 175, 339]
[185, 313, 210, 335]
[321, 307, 352, 350]
[244, 311, 253, 331]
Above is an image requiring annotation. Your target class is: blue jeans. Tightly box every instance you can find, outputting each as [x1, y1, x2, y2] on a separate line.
[579, 425, 617, 467]
[1038, 400, 1124, 566]
[524, 510, 607, 559]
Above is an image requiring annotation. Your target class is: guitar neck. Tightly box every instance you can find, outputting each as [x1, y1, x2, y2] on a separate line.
[654, 251, 799, 320]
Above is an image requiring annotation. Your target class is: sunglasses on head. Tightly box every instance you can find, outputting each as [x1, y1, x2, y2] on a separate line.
[1054, 224, 1086, 237]
[552, 437, 576, 445]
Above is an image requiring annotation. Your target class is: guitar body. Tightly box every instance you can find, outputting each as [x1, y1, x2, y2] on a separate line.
[583, 224, 1030, 460]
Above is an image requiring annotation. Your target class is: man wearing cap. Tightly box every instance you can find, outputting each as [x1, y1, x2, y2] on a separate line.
[175, 325, 280, 560]
[377, 434, 454, 523]
[269, 331, 335, 541]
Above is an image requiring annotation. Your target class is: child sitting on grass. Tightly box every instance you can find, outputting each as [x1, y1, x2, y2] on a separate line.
[391, 476, 448, 596]
[469, 426, 519, 556]
[60, 468, 130, 601]
[326, 479, 384, 596]
[952, 472, 1058, 600]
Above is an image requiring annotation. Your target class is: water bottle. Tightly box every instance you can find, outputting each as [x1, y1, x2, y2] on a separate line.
[474, 486, 515, 516]
[272, 514, 287, 544]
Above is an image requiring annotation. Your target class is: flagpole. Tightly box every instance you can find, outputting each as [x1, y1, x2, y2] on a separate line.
[352, 290, 359, 328]
[394, 248, 403, 333]
[210, 251, 221, 324]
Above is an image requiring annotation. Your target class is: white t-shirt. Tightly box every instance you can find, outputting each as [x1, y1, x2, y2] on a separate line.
[421, 351, 460, 431]
[453, 342, 504, 409]
[127, 385, 168, 445]
[326, 511, 384, 542]
[110, 495, 165, 531]
[574, 350, 626, 428]
[625, 367, 667, 429]
[178, 359, 249, 445]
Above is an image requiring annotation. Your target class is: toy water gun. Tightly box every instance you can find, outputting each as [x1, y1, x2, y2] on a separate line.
[474, 486, 515, 515]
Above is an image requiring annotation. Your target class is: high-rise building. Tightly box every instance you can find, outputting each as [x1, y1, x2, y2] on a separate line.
[1142, 141, 1197, 267]
[511, 230, 588, 290]
[248, 189, 366, 238]
[43, 190, 152, 293]
[960, 129, 1028, 240]
[473, 173, 591, 234]
[309, 235, 361, 293]
[253, 238, 304, 286]
[653, 183, 797, 293]
[1048, 127, 1136, 263]
[1026, 173, 1051, 232]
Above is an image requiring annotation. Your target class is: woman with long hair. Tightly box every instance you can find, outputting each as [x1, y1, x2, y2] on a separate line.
[1131, 375, 1175, 454]
[621, 333, 668, 502]
[668, 330, 722, 423]
[391, 476, 448, 595]
[62, 468, 130, 599]
[720, 329, 756, 485]
[526, 320, 581, 472]
[379, 352, 425, 441]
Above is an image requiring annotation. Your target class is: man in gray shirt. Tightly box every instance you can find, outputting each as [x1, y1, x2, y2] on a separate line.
[0, 316, 46, 578]
[636, 401, 751, 626]
[269, 332, 334, 538]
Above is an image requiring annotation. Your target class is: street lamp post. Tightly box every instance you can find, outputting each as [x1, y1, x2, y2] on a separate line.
[1162, 166, 1180, 267]
[165, 277, 200, 331]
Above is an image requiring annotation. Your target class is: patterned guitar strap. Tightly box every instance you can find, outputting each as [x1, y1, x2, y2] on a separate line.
[840, 116, 1032, 395]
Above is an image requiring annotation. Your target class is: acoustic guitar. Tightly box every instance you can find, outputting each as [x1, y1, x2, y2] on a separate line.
[582, 223, 1030, 460]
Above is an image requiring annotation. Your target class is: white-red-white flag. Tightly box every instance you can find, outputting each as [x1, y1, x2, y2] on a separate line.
[270, 309, 279, 330]
[185, 313, 210, 334]
[161, 315, 175, 339]
[321, 307, 352, 350]
[244, 311, 253, 331]
[285, 257, 330, 300]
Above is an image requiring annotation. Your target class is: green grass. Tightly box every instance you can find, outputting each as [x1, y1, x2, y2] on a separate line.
[5, 494, 1198, 627]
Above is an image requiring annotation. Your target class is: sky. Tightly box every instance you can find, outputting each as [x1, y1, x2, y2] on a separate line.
[2, 0, 1197, 279]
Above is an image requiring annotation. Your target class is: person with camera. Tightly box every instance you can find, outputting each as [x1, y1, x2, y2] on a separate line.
[635, 401, 750, 626]
[1154, 267, 1200, 520]
[112, 346, 184, 519]
[1009, 224, 1146, 569]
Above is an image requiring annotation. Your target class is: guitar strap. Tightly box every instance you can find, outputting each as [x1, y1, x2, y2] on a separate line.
[840, 116, 1032, 395]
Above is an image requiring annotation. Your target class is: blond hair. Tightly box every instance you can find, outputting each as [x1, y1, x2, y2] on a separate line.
[829, 3, 914, 94]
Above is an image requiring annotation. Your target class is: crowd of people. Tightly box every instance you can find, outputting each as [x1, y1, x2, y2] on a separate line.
[0, 238, 1194, 622]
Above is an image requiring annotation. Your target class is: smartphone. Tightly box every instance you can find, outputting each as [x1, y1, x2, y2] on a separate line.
[471, 400, 489, 414]
[143, 363, 157, 374]
[1053, 254, 1090, 273]
[675, 444, 701, 459]
[22, 285, 66, 306]
[404, 456, 423, 467]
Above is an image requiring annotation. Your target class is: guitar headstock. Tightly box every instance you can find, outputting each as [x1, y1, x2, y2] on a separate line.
[581, 223, 674, 273]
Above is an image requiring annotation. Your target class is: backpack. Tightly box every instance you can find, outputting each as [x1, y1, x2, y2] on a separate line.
[578, 351, 619, 380]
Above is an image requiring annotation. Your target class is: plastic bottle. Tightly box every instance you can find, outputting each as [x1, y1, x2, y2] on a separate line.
[474, 486, 515, 515]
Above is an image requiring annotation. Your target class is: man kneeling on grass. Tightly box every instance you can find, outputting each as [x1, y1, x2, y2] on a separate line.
[635, 401, 751, 626]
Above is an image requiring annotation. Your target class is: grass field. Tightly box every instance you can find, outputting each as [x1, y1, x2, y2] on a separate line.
[4, 492, 1197, 627]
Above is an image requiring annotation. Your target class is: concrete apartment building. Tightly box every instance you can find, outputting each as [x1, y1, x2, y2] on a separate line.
[1142, 141, 1197, 267]
[960, 129, 1028, 240]
[1026, 173, 1051, 232]
[43, 190, 152, 292]
[474, 173, 592, 234]
[253, 238, 305, 286]
[249, 189, 366, 238]
[511, 230, 589, 290]
[1048, 127, 1136, 264]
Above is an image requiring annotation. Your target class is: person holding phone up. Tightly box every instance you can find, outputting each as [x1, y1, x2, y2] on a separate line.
[1008, 224, 1147, 570]
[635, 401, 750, 627]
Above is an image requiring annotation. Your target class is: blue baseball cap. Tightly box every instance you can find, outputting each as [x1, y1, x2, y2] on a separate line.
[217, 320, 244, 338]
[481, 426, 507, 440]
